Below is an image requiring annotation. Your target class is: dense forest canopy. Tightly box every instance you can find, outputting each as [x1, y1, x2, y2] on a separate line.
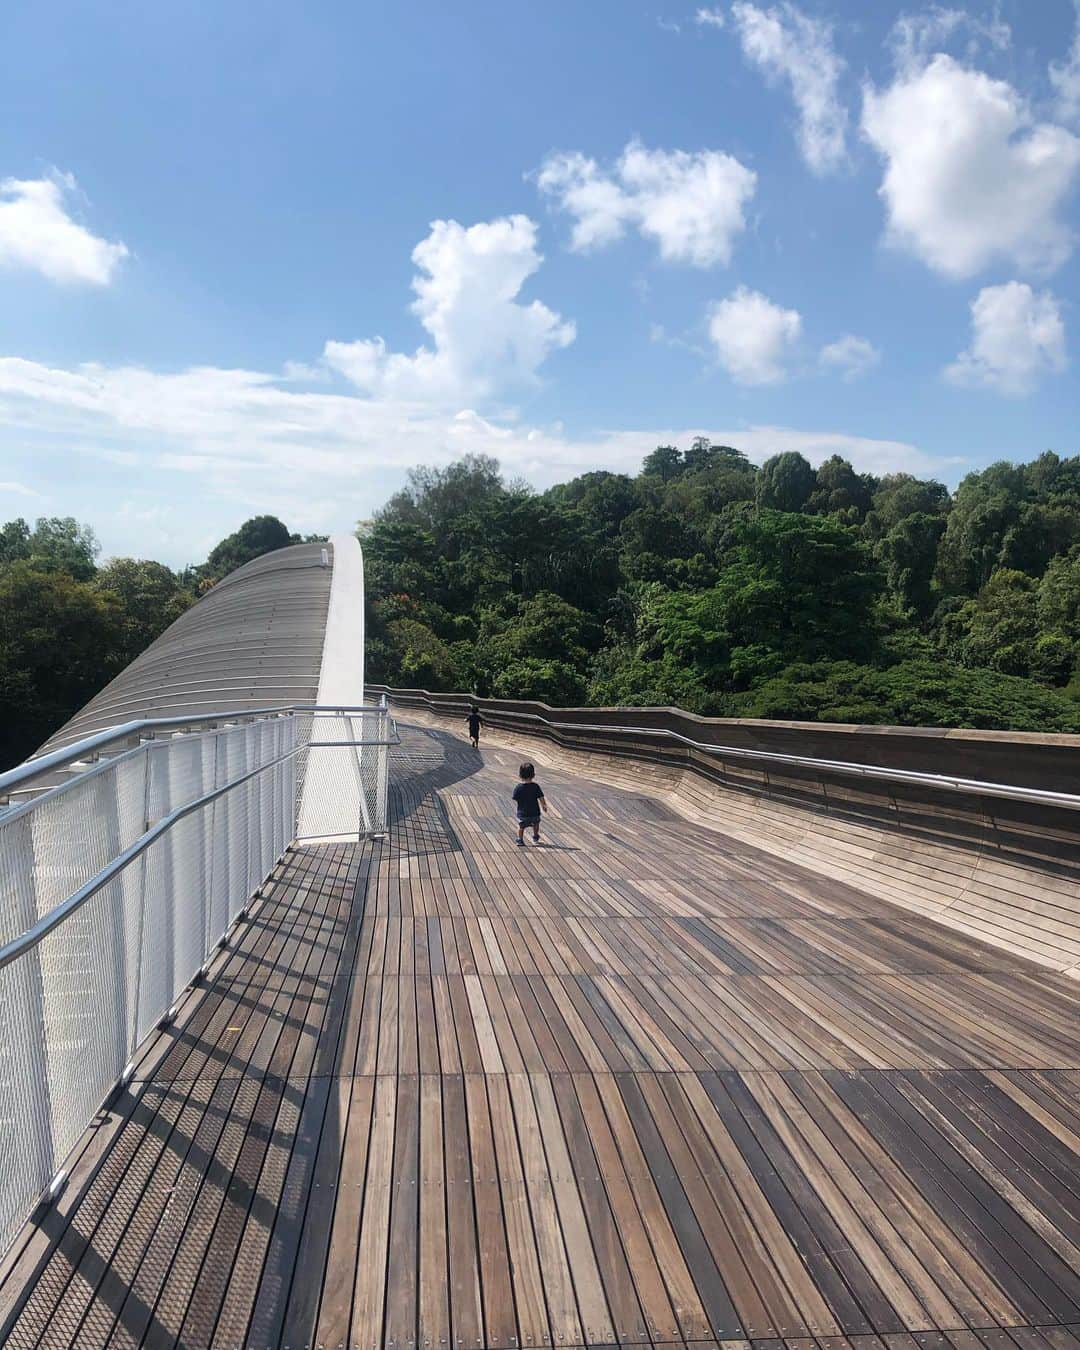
[361, 443, 1080, 733]
[3, 441, 1080, 772]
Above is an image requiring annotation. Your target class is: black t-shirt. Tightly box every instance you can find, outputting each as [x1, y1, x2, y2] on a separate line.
[512, 782, 544, 818]
[467, 713, 481, 734]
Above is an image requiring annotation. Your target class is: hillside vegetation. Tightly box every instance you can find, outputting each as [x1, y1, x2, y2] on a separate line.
[3, 443, 1079, 773]
[363, 445, 1080, 733]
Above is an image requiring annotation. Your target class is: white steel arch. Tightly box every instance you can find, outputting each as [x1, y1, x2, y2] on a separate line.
[297, 533, 372, 838]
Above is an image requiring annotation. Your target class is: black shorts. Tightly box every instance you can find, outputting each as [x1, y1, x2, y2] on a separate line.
[517, 815, 541, 827]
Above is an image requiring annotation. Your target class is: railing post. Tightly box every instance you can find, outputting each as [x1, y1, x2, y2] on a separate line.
[376, 700, 389, 833]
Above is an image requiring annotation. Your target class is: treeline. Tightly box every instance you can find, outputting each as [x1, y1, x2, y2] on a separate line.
[5, 443, 1079, 772]
[363, 444, 1080, 733]
[0, 515, 323, 768]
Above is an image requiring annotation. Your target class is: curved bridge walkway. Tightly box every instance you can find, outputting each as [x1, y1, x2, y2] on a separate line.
[2, 723, 1080, 1349]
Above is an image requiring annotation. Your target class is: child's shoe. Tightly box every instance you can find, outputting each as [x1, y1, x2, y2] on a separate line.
[516, 837, 525, 847]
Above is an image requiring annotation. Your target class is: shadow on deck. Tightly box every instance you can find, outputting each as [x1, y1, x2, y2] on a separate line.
[2, 722, 1080, 1349]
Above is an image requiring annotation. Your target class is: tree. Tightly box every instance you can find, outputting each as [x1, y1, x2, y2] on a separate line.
[1039, 548, 1080, 639]
[544, 471, 641, 532]
[0, 563, 122, 765]
[714, 511, 883, 674]
[475, 592, 591, 703]
[804, 456, 875, 520]
[935, 461, 1027, 593]
[619, 506, 706, 586]
[877, 513, 946, 617]
[682, 438, 752, 474]
[383, 618, 461, 688]
[94, 558, 195, 667]
[204, 516, 295, 579]
[362, 520, 439, 597]
[0, 518, 30, 564]
[866, 474, 949, 531]
[755, 452, 816, 513]
[732, 658, 1080, 731]
[641, 445, 683, 483]
[939, 570, 1040, 677]
[25, 517, 100, 580]
[378, 454, 505, 554]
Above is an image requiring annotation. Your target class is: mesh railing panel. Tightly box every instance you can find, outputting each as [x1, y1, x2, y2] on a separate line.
[295, 710, 391, 839]
[0, 705, 390, 1258]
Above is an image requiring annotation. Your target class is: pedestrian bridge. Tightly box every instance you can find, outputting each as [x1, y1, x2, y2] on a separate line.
[1, 539, 1079, 1349]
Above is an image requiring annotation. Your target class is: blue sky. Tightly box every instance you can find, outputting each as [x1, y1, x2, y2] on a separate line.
[0, 0, 1077, 565]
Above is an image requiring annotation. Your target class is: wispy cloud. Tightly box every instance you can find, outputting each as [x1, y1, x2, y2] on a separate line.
[819, 334, 882, 381]
[728, 2, 849, 174]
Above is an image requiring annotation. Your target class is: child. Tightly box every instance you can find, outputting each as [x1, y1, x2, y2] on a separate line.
[512, 762, 548, 846]
[466, 706, 482, 749]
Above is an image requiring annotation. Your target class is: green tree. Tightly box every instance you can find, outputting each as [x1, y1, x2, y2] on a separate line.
[755, 452, 816, 513]
[936, 462, 1027, 593]
[1039, 548, 1080, 639]
[640, 444, 684, 482]
[862, 474, 950, 545]
[804, 456, 876, 520]
[204, 515, 296, 579]
[94, 558, 195, 667]
[877, 513, 946, 617]
[714, 511, 883, 676]
[475, 592, 591, 703]
[939, 570, 1040, 676]
[0, 563, 122, 765]
[383, 618, 461, 687]
[25, 517, 100, 580]
[0, 518, 30, 564]
[732, 658, 1080, 731]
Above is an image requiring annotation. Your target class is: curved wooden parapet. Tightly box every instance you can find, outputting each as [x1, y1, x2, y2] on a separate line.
[369, 684, 1080, 977]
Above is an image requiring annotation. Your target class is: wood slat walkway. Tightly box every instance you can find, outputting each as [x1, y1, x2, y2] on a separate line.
[2, 723, 1079, 1349]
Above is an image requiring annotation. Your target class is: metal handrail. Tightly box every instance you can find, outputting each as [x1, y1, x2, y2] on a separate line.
[0, 721, 399, 971]
[0, 702, 386, 798]
[381, 693, 1080, 813]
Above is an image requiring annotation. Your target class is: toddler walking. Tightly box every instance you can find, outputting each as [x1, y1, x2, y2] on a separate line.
[512, 762, 548, 846]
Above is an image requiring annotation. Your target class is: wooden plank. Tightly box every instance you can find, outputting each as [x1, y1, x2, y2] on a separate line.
[6, 720, 1080, 1350]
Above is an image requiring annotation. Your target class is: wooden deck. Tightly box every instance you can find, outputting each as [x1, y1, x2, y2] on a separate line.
[2, 722, 1080, 1349]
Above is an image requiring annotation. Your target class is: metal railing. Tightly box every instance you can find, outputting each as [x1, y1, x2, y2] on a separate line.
[371, 686, 1080, 812]
[0, 703, 396, 1258]
[491, 713, 1080, 811]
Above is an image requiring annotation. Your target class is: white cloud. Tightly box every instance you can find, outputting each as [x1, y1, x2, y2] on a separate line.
[862, 54, 1080, 278]
[889, 6, 1011, 71]
[1051, 2, 1080, 125]
[729, 2, 848, 174]
[0, 173, 128, 285]
[323, 215, 574, 406]
[0, 480, 43, 498]
[537, 139, 756, 267]
[708, 286, 802, 385]
[945, 281, 1067, 395]
[0, 353, 954, 548]
[819, 334, 881, 380]
[695, 7, 725, 28]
